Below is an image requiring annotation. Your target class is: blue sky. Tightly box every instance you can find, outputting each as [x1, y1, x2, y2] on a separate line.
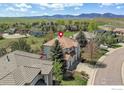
[0, 3, 124, 17]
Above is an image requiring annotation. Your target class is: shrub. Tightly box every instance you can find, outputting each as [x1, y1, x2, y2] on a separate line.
[11, 38, 31, 52]
[31, 39, 37, 44]
[73, 71, 88, 85]
[0, 35, 4, 40]
[111, 44, 122, 48]
[0, 48, 7, 57]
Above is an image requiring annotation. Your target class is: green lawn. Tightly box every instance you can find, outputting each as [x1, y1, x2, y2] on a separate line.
[94, 48, 109, 60]
[63, 31, 77, 37]
[61, 80, 80, 85]
[26, 36, 45, 53]
[0, 36, 45, 53]
[111, 44, 122, 48]
[61, 79, 87, 85]
[61, 72, 88, 85]
[0, 38, 17, 48]
[54, 31, 77, 38]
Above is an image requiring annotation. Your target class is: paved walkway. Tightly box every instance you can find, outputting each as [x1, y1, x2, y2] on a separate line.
[76, 63, 95, 83]
[93, 47, 124, 85]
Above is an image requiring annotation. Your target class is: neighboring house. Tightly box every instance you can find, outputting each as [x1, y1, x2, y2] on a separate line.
[43, 36, 80, 70]
[30, 31, 46, 37]
[15, 30, 31, 35]
[98, 25, 124, 35]
[98, 25, 115, 31]
[83, 32, 95, 42]
[0, 50, 53, 85]
[113, 28, 124, 35]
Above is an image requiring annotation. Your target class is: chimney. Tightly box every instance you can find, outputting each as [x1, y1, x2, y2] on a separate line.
[6, 55, 10, 62]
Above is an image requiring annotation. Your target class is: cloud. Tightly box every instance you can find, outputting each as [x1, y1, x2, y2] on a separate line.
[74, 7, 80, 10]
[116, 6, 121, 9]
[39, 3, 83, 10]
[6, 7, 17, 11]
[31, 11, 38, 13]
[116, 6, 122, 9]
[43, 13, 48, 15]
[39, 3, 64, 10]
[15, 4, 32, 8]
[20, 8, 28, 12]
[99, 3, 114, 7]
[6, 7, 28, 12]
[40, 7, 46, 10]
[101, 3, 113, 6]
[5, 4, 32, 12]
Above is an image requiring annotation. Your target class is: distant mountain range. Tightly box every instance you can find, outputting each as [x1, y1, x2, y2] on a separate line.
[27, 13, 124, 19]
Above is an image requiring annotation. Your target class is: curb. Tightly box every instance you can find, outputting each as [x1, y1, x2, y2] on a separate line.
[121, 62, 124, 85]
[90, 46, 124, 85]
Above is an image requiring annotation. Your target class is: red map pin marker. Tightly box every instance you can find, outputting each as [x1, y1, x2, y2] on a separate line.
[58, 32, 63, 38]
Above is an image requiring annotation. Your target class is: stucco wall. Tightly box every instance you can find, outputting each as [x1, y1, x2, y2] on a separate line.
[44, 46, 51, 59]
[44, 44, 80, 70]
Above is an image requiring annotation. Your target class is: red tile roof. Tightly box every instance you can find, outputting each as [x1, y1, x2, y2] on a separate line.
[113, 28, 124, 34]
[43, 36, 78, 48]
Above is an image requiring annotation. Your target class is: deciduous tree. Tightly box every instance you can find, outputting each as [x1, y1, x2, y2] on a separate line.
[76, 31, 87, 48]
[11, 38, 31, 52]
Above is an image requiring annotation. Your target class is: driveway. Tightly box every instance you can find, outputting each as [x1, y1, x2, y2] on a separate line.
[93, 47, 124, 85]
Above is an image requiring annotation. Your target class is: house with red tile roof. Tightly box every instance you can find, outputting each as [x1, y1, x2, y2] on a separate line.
[113, 28, 124, 34]
[43, 36, 80, 70]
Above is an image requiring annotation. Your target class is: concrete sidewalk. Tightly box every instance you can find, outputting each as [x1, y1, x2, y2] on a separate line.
[122, 62, 124, 84]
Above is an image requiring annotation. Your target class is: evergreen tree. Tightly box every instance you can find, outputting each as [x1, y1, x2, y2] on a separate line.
[53, 59, 63, 82]
[11, 38, 31, 52]
[51, 39, 64, 63]
[76, 31, 87, 48]
[51, 39, 65, 74]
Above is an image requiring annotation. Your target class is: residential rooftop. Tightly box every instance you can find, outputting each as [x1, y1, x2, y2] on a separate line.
[0, 50, 53, 85]
[113, 28, 124, 34]
[43, 36, 78, 48]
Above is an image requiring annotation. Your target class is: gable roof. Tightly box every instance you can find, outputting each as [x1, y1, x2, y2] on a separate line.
[43, 36, 78, 48]
[113, 28, 124, 33]
[0, 50, 53, 85]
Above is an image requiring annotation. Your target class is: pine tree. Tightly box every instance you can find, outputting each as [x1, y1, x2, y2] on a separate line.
[53, 59, 63, 82]
[76, 31, 87, 48]
[51, 39, 65, 74]
[51, 39, 64, 63]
